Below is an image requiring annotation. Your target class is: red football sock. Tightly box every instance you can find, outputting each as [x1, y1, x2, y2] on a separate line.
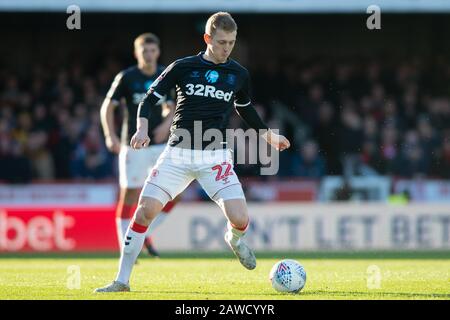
[130, 220, 148, 233]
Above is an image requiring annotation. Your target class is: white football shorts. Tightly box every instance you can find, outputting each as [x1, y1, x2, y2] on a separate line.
[118, 144, 167, 189]
[140, 145, 245, 205]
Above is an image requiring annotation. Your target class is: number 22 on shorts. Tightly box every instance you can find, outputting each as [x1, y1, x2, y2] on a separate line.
[212, 162, 233, 181]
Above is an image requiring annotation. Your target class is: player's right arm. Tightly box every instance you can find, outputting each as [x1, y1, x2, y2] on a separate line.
[100, 98, 121, 154]
[100, 72, 125, 154]
[132, 61, 180, 149]
[130, 117, 150, 149]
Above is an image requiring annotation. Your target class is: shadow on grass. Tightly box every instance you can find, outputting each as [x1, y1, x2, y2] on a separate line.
[301, 290, 450, 299]
[129, 289, 285, 297]
[123, 289, 450, 299]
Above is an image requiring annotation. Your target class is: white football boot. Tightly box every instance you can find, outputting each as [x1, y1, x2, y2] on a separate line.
[224, 231, 256, 270]
[94, 281, 130, 293]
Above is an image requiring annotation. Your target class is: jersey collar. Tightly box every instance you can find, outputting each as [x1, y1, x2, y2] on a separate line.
[198, 51, 231, 67]
[136, 65, 159, 78]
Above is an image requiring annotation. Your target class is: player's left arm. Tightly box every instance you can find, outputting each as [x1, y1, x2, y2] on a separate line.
[234, 70, 291, 151]
[152, 99, 175, 144]
[133, 61, 180, 149]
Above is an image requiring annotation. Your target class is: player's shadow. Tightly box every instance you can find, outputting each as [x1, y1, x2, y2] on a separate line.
[131, 289, 450, 299]
[130, 290, 223, 296]
[130, 290, 282, 297]
[304, 290, 450, 299]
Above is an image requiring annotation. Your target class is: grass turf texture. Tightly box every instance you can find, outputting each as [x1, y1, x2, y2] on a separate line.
[0, 252, 449, 300]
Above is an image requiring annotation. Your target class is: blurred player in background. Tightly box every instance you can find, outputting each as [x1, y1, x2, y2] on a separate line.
[95, 12, 290, 292]
[100, 33, 177, 257]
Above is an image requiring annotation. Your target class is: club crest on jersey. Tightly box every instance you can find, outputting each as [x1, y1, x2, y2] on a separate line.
[205, 70, 219, 83]
[151, 169, 159, 178]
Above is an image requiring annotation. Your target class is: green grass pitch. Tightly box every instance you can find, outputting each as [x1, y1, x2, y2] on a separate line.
[0, 252, 449, 300]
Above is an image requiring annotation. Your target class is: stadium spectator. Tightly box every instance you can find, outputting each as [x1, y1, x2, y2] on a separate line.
[26, 129, 55, 179]
[394, 130, 430, 178]
[0, 117, 33, 183]
[291, 140, 326, 178]
[70, 124, 113, 180]
[431, 130, 450, 178]
[313, 102, 340, 175]
[339, 105, 364, 177]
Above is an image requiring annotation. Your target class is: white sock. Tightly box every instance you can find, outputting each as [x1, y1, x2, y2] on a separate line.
[226, 221, 248, 247]
[145, 213, 168, 237]
[115, 226, 147, 284]
[116, 218, 131, 250]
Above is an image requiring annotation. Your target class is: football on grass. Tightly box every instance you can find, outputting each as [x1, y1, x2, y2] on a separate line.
[269, 259, 307, 293]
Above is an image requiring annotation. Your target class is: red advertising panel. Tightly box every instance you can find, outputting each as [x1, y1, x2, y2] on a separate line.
[0, 207, 118, 252]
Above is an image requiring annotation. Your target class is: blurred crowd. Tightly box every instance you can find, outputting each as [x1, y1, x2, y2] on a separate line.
[246, 57, 450, 179]
[1, 56, 449, 183]
[0, 60, 120, 182]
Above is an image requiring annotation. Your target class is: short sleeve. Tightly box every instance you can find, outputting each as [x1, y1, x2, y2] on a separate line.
[106, 72, 125, 103]
[234, 70, 252, 107]
[147, 61, 180, 100]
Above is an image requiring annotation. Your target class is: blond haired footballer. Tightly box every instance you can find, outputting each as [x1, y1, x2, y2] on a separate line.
[96, 12, 290, 293]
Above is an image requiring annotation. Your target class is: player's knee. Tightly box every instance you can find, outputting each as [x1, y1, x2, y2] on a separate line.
[135, 197, 163, 222]
[228, 213, 249, 230]
[221, 198, 249, 230]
